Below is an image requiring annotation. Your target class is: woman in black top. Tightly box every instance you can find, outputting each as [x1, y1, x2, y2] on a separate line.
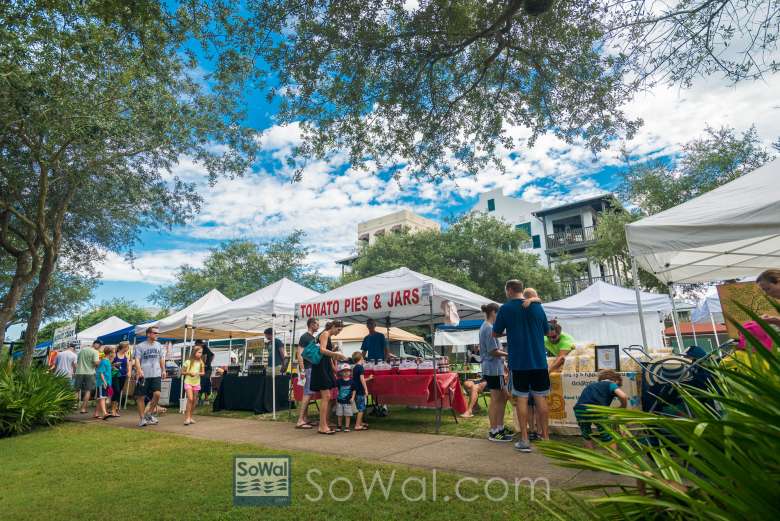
[198, 342, 214, 402]
[310, 320, 347, 435]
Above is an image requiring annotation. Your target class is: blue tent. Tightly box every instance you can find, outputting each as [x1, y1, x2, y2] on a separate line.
[97, 326, 177, 345]
[11, 340, 51, 360]
[436, 319, 484, 331]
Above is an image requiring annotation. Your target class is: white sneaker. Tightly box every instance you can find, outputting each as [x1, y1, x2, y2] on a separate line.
[147, 415, 159, 425]
[514, 440, 532, 453]
[138, 418, 148, 428]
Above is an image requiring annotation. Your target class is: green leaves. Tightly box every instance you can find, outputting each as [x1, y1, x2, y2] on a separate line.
[344, 213, 560, 301]
[149, 232, 331, 309]
[538, 307, 780, 520]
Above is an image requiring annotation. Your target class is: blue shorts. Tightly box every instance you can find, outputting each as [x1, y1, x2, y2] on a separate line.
[354, 394, 366, 413]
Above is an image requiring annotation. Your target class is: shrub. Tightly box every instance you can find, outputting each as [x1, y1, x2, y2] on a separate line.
[538, 299, 780, 520]
[0, 357, 77, 437]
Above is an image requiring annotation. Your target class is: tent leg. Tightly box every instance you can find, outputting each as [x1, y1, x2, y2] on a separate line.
[289, 315, 297, 419]
[631, 258, 649, 349]
[272, 314, 277, 420]
[669, 284, 684, 353]
[180, 327, 188, 414]
[691, 321, 698, 346]
[429, 296, 441, 434]
[709, 311, 721, 349]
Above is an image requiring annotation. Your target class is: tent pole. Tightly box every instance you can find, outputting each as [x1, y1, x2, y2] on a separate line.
[272, 314, 277, 420]
[180, 327, 188, 414]
[289, 314, 297, 419]
[669, 284, 683, 353]
[691, 320, 698, 346]
[429, 295, 441, 434]
[631, 258, 649, 349]
[709, 311, 721, 348]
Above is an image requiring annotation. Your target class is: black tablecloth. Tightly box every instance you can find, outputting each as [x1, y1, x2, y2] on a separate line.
[213, 374, 291, 414]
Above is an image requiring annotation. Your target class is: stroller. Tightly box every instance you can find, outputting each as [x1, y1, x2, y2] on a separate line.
[622, 340, 736, 418]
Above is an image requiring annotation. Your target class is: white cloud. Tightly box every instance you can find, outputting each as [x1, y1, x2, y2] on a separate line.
[96, 250, 209, 284]
[96, 69, 780, 286]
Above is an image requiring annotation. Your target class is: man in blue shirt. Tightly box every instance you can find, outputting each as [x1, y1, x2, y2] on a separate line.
[493, 279, 551, 452]
[360, 319, 388, 362]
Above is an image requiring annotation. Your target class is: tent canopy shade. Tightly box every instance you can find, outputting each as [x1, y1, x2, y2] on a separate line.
[333, 324, 423, 343]
[295, 267, 494, 327]
[136, 289, 231, 336]
[542, 281, 672, 318]
[193, 278, 319, 336]
[76, 316, 131, 344]
[626, 158, 780, 284]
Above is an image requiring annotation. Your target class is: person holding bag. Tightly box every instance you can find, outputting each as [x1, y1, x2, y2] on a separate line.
[309, 320, 348, 435]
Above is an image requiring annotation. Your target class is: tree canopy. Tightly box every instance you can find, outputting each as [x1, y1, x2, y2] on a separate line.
[343, 213, 560, 302]
[36, 298, 166, 343]
[150, 232, 331, 309]
[221, 0, 780, 179]
[588, 125, 776, 291]
[0, 0, 258, 361]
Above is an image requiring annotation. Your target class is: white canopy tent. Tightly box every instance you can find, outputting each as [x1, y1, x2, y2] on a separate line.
[77, 316, 131, 347]
[192, 278, 321, 419]
[626, 158, 780, 346]
[296, 267, 494, 326]
[296, 267, 494, 430]
[542, 281, 672, 349]
[135, 289, 231, 339]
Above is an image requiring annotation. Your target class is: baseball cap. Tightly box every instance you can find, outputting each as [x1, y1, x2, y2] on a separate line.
[338, 363, 352, 373]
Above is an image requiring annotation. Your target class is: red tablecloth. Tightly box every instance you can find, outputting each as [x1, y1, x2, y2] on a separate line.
[292, 377, 336, 402]
[368, 372, 467, 414]
[292, 372, 467, 414]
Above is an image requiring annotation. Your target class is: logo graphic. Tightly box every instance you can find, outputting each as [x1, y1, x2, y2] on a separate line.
[233, 456, 291, 506]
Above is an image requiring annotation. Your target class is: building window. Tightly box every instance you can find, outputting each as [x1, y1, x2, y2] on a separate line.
[515, 222, 531, 236]
[487, 199, 495, 212]
[532, 235, 541, 249]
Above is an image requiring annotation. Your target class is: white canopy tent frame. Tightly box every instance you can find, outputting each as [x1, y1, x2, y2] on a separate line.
[190, 279, 321, 419]
[626, 158, 780, 348]
[296, 267, 494, 432]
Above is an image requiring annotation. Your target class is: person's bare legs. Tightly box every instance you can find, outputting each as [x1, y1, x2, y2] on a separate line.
[319, 395, 331, 433]
[489, 389, 506, 430]
[185, 387, 195, 422]
[515, 396, 529, 441]
[81, 390, 91, 413]
[148, 390, 161, 417]
[297, 394, 311, 426]
[136, 393, 146, 419]
[460, 381, 477, 417]
[534, 394, 550, 439]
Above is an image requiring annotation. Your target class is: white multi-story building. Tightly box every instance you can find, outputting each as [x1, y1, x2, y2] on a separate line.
[471, 188, 548, 266]
[335, 210, 440, 275]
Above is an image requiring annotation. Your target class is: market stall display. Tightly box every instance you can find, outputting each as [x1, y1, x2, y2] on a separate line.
[213, 373, 291, 414]
[296, 267, 493, 431]
[543, 281, 672, 349]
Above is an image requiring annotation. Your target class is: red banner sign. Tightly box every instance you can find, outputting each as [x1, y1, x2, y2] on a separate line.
[297, 287, 423, 319]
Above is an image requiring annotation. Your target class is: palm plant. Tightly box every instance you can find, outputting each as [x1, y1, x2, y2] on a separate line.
[538, 299, 780, 520]
[0, 356, 77, 437]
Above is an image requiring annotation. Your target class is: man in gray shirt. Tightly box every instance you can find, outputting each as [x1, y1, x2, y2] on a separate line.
[133, 326, 166, 427]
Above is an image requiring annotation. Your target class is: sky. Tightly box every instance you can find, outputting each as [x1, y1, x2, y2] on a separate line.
[10, 21, 780, 342]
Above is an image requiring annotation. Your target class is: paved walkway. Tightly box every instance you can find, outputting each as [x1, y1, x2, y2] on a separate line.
[67, 413, 622, 488]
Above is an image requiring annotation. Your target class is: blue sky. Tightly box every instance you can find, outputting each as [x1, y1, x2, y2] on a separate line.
[9, 22, 779, 343]
[90, 71, 780, 312]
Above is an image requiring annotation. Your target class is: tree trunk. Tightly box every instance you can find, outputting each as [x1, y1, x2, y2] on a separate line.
[0, 254, 34, 349]
[21, 247, 57, 368]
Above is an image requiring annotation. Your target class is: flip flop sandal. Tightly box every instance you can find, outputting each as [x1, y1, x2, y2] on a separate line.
[295, 423, 313, 429]
[318, 430, 336, 435]
[354, 426, 369, 431]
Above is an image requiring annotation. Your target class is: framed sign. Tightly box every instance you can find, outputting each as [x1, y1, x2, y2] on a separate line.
[595, 345, 620, 371]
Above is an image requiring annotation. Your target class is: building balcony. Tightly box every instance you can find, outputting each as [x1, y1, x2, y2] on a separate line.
[545, 226, 596, 252]
[559, 274, 620, 297]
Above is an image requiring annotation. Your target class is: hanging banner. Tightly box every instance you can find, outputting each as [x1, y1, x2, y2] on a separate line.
[52, 322, 77, 350]
[297, 286, 427, 319]
[548, 371, 642, 429]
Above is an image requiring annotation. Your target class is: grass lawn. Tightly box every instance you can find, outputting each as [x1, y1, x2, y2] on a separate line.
[0, 423, 582, 521]
[195, 397, 584, 446]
